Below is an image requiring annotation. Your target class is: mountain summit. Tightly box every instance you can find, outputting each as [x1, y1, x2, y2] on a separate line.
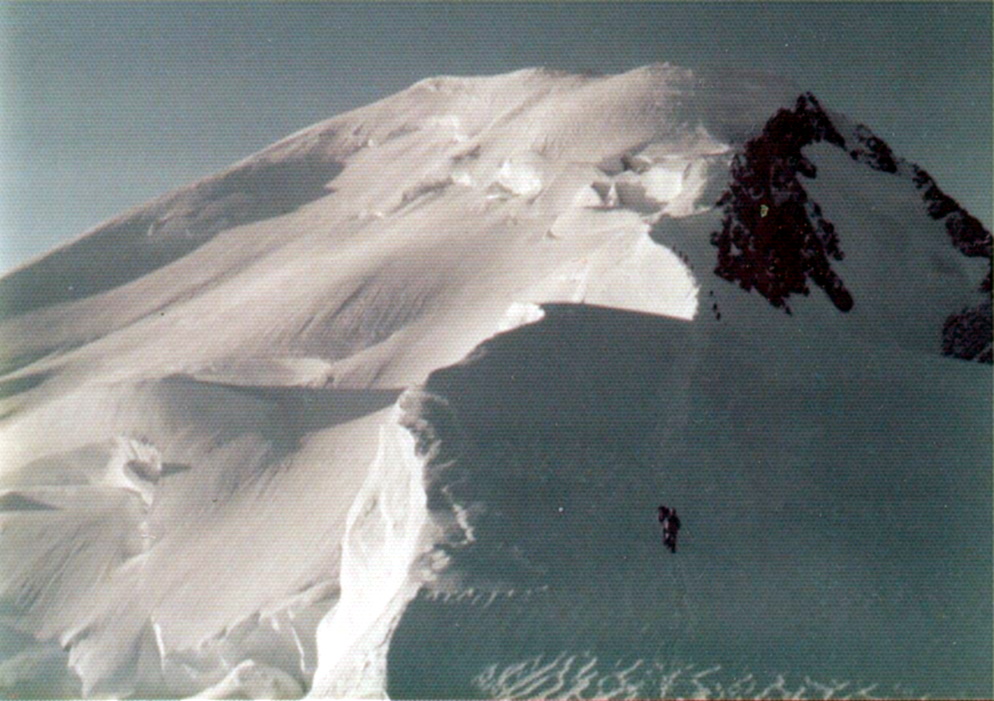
[0, 65, 990, 699]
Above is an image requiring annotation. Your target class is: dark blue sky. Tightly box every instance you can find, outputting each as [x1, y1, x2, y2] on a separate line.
[1, 2, 990, 271]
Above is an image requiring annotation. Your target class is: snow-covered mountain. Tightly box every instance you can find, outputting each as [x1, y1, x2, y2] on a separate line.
[0, 64, 989, 699]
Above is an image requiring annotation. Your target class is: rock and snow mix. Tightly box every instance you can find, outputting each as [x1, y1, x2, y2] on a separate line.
[0, 64, 989, 699]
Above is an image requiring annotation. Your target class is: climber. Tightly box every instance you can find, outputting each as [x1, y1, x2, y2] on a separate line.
[658, 505, 681, 553]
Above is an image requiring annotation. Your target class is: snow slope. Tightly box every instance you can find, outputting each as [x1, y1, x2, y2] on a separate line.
[0, 64, 989, 699]
[388, 306, 990, 699]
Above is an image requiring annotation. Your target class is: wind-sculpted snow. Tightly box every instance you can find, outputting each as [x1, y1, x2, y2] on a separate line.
[0, 154, 345, 318]
[195, 660, 305, 700]
[0, 64, 989, 698]
[473, 653, 888, 700]
[1, 377, 398, 697]
[308, 404, 432, 699]
[386, 305, 991, 699]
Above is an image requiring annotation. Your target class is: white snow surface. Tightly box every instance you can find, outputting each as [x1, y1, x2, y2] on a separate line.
[0, 64, 989, 699]
[307, 403, 432, 699]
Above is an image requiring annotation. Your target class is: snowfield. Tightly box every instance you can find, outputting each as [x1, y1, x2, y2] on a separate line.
[0, 64, 990, 699]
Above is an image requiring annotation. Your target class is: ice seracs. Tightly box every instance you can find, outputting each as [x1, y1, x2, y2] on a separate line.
[194, 660, 304, 700]
[0, 63, 989, 699]
[105, 436, 162, 507]
[490, 153, 546, 199]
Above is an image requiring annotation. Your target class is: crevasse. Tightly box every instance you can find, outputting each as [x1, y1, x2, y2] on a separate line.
[307, 401, 432, 699]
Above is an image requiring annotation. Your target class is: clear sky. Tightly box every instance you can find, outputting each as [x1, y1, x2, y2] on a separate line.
[1, 2, 990, 272]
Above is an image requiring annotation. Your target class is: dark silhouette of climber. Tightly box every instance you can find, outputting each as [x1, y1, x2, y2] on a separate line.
[658, 505, 681, 553]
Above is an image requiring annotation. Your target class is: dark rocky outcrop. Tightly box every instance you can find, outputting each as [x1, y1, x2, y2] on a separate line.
[912, 166, 960, 220]
[943, 300, 993, 363]
[909, 168, 992, 364]
[710, 93, 853, 314]
[911, 164, 992, 258]
[848, 124, 898, 173]
[713, 93, 991, 363]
